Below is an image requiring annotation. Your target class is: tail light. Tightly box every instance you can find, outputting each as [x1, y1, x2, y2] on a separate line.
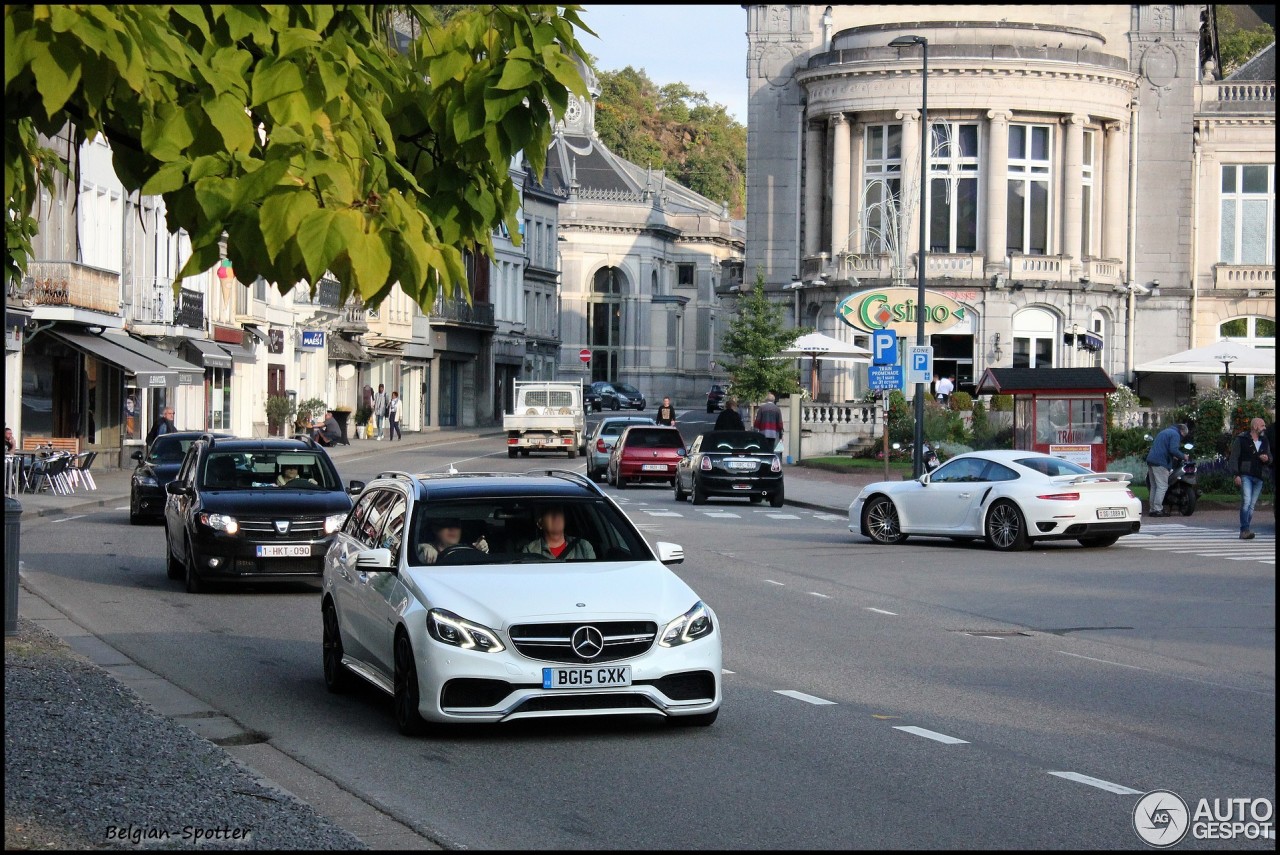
[771, 457, 782, 473]
[596, 439, 608, 453]
[700, 457, 712, 470]
[1036, 492, 1080, 501]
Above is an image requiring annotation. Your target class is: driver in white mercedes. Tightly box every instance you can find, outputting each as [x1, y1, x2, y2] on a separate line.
[415, 517, 488, 564]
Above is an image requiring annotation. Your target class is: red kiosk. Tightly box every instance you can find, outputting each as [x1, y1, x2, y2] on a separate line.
[975, 367, 1117, 472]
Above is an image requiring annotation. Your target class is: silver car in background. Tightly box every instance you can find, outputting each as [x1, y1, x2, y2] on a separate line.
[586, 415, 655, 482]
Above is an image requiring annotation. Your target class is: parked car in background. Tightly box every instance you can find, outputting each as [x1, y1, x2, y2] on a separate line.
[706, 384, 727, 413]
[607, 425, 686, 488]
[586, 415, 656, 482]
[130, 431, 231, 524]
[675, 430, 784, 507]
[849, 450, 1142, 552]
[587, 381, 621, 411]
[163, 436, 362, 592]
[584, 382, 603, 412]
[611, 382, 647, 411]
[320, 469, 720, 734]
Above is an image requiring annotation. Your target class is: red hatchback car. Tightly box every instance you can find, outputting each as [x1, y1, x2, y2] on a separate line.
[607, 425, 687, 489]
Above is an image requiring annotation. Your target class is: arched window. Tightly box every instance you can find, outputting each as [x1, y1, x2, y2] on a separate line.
[1012, 307, 1057, 368]
[588, 267, 625, 381]
[1219, 315, 1276, 398]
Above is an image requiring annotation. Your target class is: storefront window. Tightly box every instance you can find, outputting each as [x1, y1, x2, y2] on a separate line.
[207, 368, 232, 430]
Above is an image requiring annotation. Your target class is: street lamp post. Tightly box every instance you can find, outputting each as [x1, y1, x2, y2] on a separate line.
[889, 34, 929, 478]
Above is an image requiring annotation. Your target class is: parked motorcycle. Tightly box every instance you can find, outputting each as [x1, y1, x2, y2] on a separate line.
[1164, 442, 1199, 516]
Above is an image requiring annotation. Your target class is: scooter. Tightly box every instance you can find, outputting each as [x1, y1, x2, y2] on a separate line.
[1163, 444, 1199, 516]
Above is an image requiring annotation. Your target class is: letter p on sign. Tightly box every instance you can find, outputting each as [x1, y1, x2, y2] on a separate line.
[872, 330, 897, 366]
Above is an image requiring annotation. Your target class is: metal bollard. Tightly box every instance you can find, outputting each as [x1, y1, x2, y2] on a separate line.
[6, 496, 22, 636]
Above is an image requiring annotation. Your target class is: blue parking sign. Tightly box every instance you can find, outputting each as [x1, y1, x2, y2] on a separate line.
[872, 330, 897, 366]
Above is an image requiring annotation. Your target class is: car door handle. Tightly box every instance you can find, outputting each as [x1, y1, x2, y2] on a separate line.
[958, 493, 972, 499]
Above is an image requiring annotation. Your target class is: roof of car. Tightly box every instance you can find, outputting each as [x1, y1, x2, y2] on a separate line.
[371, 471, 602, 502]
[205, 437, 321, 451]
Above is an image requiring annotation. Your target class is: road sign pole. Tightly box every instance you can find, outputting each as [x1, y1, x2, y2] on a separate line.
[883, 393, 891, 482]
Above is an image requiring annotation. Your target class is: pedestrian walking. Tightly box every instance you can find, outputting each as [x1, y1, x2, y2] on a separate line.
[1229, 417, 1272, 539]
[714, 397, 745, 431]
[1145, 422, 1188, 517]
[372, 383, 389, 440]
[753, 393, 784, 451]
[145, 406, 178, 445]
[387, 391, 402, 440]
[656, 397, 676, 426]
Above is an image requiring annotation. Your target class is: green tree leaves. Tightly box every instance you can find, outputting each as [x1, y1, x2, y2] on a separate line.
[719, 269, 811, 406]
[5, 4, 591, 312]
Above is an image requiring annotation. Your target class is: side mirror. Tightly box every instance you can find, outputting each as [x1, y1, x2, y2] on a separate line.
[165, 481, 189, 496]
[655, 542, 684, 566]
[677, 448, 687, 458]
[355, 547, 394, 571]
[131, 449, 144, 461]
[347, 479, 365, 496]
[918, 472, 931, 485]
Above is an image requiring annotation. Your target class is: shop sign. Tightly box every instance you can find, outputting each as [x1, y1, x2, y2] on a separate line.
[837, 288, 967, 336]
[301, 330, 325, 348]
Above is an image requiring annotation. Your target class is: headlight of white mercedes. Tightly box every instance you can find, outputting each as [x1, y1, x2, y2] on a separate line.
[659, 601, 714, 647]
[324, 512, 347, 534]
[427, 608, 506, 653]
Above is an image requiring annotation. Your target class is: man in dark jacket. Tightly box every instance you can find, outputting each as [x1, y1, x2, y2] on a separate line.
[1230, 417, 1271, 539]
[145, 407, 177, 445]
[714, 397, 745, 430]
[1145, 422, 1187, 516]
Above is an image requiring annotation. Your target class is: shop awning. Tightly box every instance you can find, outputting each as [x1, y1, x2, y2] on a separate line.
[182, 337, 233, 369]
[47, 328, 199, 387]
[220, 341, 256, 363]
[328, 334, 371, 363]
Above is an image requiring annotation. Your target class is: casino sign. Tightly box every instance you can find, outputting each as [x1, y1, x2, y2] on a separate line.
[837, 288, 967, 336]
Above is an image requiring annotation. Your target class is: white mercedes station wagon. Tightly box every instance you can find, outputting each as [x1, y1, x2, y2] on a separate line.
[321, 469, 721, 735]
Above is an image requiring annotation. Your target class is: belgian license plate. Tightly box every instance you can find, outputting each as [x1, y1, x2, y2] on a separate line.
[531, 437, 545, 445]
[256, 544, 311, 557]
[543, 665, 632, 689]
[727, 460, 755, 470]
[1096, 508, 1127, 520]
[642, 464, 666, 471]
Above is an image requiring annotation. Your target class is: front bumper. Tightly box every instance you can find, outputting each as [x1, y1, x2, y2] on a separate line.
[190, 530, 335, 578]
[414, 629, 722, 724]
[132, 485, 165, 517]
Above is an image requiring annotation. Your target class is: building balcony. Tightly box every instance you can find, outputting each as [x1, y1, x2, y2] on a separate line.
[1212, 264, 1275, 292]
[1009, 253, 1073, 284]
[1082, 258, 1123, 289]
[130, 278, 206, 330]
[13, 260, 121, 316]
[430, 296, 495, 328]
[334, 299, 368, 334]
[1197, 80, 1276, 115]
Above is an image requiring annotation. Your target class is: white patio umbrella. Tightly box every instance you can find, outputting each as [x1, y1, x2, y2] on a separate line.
[1134, 340, 1276, 379]
[776, 332, 872, 399]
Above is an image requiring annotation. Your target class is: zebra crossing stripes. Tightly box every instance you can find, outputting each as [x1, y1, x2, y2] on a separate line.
[1116, 523, 1275, 565]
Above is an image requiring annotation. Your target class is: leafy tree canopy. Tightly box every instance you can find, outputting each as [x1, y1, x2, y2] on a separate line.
[4, 4, 593, 310]
[718, 269, 810, 407]
[593, 65, 745, 219]
[1216, 6, 1274, 75]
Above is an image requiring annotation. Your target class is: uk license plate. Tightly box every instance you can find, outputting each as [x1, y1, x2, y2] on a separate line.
[256, 544, 311, 557]
[543, 665, 632, 689]
[1096, 508, 1127, 520]
[642, 464, 666, 471]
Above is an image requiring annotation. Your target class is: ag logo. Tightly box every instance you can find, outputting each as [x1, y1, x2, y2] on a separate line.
[1133, 790, 1189, 847]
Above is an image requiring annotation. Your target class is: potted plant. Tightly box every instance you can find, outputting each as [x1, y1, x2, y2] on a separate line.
[265, 395, 296, 437]
[354, 404, 373, 439]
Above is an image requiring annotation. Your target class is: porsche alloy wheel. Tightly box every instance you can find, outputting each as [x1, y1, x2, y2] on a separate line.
[863, 496, 907, 544]
[985, 500, 1029, 551]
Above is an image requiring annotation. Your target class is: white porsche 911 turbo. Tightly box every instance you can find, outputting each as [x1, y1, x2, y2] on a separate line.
[849, 450, 1142, 551]
[322, 469, 721, 735]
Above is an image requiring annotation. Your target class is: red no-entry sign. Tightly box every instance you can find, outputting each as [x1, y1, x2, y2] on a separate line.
[579, 349, 591, 364]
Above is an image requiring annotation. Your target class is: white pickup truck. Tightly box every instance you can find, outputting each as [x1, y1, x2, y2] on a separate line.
[503, 381, 585, 458]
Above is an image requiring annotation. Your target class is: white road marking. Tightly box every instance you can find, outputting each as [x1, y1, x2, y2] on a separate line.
[53, 515, 86, 523]
[764, 513, 801, 519]
[979, 635, 1006, 640]
[865, 607, 898, 615]
[115, 506, 130, 510]
[808, 591, 831, 599]
[893, 726, 969, 745]
[775, 690, 837, 705]
[765, 579, 785, 586]
[1058, 651, 1145, 670]
[642, 511, 683, 517]
[702, 511, 740, 518]
[722, 669, 735, 674]
[1047, 771, 1142, 795]
[813, 513, 844, 521]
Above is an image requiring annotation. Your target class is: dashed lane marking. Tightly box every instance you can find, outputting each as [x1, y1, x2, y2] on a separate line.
[1047, 771, 1142, 795]
[893, 726, 969, 745]
[775, 690, 837, 705]
[865, 607, 898, 615]
[808, 591, 831, 599]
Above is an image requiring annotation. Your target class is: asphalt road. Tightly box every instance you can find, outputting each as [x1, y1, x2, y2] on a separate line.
[15, 428, 1276, 849]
